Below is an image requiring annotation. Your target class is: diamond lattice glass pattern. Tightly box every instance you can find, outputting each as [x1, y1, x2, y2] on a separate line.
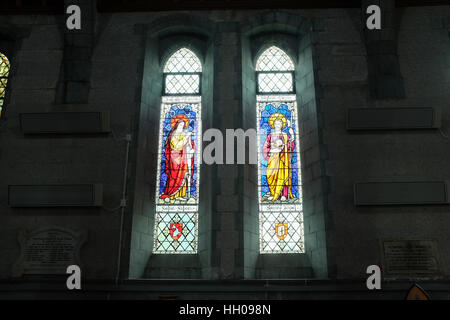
[260, 210, 304, 253]
[164, 48, 202, 73]
[256, 46, 294, 72]
[165, 74, 200, 95]
[153, 212, 198, 254]
[258, 72, 293, 93]
[0, 53, 10, 117]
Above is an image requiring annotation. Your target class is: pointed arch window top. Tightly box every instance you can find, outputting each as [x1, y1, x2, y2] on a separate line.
[164, 48, 202, 73]
[256, 46, 294, 72]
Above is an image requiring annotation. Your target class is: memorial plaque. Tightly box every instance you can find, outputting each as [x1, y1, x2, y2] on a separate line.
[13, 227, 87, 276]
[381, 239, 441, 278]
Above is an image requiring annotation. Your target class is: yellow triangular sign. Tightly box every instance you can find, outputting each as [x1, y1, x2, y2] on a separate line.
[406, 284, 431, 300]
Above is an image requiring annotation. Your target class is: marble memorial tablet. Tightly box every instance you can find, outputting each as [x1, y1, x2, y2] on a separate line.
[381, 239, 441, 278]
[13, 227, 87, 276]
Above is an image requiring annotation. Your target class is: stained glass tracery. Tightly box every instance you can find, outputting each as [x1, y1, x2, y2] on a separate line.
[154, 48, 202, 254]
[0, 52, 10, 117]
[256, 47, 304, 254]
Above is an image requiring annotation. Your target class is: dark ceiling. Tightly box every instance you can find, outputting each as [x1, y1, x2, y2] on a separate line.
[0, 0, 449, 14]
[97, 0, 450, 12]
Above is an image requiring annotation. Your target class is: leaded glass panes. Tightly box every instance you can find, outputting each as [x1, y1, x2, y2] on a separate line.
[165, 74, 200, 95]
[258, 72, 293, 93]
[0, 52, 10, 118]
[153, 212, 198, 254]
[164, 48, 201, 95]
[256, 46, 294, 94]
[154, 48, 202, 254]
[256, 47, 304, 254]
[260, 208, 303, 253]
[164, 48, 202, 73]
[256, 46, 294, 72]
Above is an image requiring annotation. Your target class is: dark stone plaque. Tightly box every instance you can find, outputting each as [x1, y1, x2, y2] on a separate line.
[13, 227, 87, 276]
[381, 239, 441, 278]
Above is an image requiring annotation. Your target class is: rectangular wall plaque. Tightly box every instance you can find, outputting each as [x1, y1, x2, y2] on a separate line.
[347, 107, 440, 130]
[12, 227, 87, 276]
[354, 181, 449, 205]
[20, 112, 110, 134]
[381, 239, 441, 278]
[8, 184, 103, 207]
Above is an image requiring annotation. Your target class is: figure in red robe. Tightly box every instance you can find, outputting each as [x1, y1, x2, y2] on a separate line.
[160, 114, 195, 202]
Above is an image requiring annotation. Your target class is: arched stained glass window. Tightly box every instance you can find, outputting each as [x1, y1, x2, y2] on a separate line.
[153, 48, 202, 254]
[0, 52, 10, 117]
[256, 46, 304, 254]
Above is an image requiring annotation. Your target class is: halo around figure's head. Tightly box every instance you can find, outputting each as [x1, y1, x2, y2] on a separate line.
[171, 114, 189, 128]
[268, 113, 287, 129]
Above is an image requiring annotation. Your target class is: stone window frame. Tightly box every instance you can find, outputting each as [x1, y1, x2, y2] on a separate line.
[241, 13, 333, 279]
[252, 39, 311, 277]
[126, 15, 215, 279]
[152, 46, 203, 255]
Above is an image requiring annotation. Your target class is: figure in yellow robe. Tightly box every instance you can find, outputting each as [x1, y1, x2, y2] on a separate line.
[262, 113, 296, 202]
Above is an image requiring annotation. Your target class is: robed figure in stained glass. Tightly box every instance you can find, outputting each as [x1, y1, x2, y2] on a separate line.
[160, 114, 195, 202]
[263, 112, 296, 202]
[154, 47, 201, 254]
[256, 46, 304, 253]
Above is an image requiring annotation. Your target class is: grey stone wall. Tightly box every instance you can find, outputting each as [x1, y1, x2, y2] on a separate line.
[317, 6, 450, 279]
[0, 5, 449, 286]
[55, 0, 96, 104]
[361, 0, 406, 99]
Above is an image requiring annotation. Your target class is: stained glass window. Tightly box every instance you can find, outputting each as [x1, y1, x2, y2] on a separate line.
[0, 52, 10, 118]
[256, 47, 304, 254]
[153, 48, 202, 254]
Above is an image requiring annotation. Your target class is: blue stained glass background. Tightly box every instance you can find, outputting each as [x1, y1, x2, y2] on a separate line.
[159, 105, 198, 198]
[260, 103, 299, 198]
